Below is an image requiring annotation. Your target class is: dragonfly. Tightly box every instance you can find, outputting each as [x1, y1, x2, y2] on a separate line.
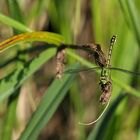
[64, 35, 140, 125]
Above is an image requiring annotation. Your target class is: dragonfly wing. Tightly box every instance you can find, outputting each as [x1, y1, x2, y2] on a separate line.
[109, 67, 140, 76]
[64, 66, 100, 74]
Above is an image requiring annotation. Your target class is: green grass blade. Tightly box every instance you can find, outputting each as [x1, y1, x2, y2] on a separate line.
[0, 48, 55, 102]
[26, 0, 44, 22]
[6, 0, 24, 24]
[2, 89, 19, 140]
[0, 13, 32, 32]
[119, 0, 140, 46]
[91, 0, 102, 41]
[6, 0, 25, 34]
[2, 1, 24, 139]
[18, 63, 78, 140]
[118, 0, 132, 28]
[0, 32, 64, 52]
[126, 0, 140, 45]
[137, 126, 140, 140]
[87, 94, 125, 140]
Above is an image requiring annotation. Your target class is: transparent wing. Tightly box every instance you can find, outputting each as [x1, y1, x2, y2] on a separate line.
[109, 67, 140, 76]
[65, 66, 140, 76]
[64, 66, 100, 74]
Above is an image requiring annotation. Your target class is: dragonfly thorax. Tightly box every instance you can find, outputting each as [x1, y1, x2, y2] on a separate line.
[100, 68, 111, 84]
[99, 67, 112, 104]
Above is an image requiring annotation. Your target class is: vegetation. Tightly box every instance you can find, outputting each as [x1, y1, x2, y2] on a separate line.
[0, 0, 139, 140]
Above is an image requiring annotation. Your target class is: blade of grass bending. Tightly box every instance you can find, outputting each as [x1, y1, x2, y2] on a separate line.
[0, 13, 32, 32]
[0, 31, 64, 52]
[18, 63, 79, 140]
[87, 94, 126, 140]
[0, 48, 55, 102]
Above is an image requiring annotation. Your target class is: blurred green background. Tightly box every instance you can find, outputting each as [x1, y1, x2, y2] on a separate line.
[0, 0, 140, 140]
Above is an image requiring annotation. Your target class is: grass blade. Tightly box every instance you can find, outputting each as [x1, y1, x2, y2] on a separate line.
[18, 63, 79, 140]
[0, 32, 64, 52]
[87, 94, 126, 140]
[126, 0, 140, 45]
[0, 13, 32, 32]
[2, 89, 19, 140]
[6, 0, 24, 24]
[6, 0, 25, 34]
[0, 48, 55, 102]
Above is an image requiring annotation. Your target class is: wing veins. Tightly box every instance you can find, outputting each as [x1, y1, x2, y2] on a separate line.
[65, 66, 140, 76]
[64, 66, 100, 74]
[109, 67, 140, 76]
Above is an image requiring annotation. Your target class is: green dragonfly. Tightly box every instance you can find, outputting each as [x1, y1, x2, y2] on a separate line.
[57, 35, 140, 125]
[65, 35, 140, 104]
